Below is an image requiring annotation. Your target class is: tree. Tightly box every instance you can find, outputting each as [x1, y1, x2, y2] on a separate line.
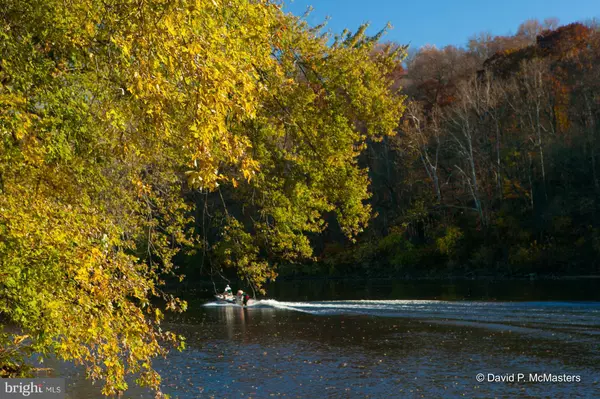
[446, 78, 487, 226]
[517, 19, 546, 43]
[203, 19, 406, 290]
[0, 0, 404, 396]
[405, 45, 478, 106]
[517, 59, 554, 200]
[468, 32, 530, 64]
[403, 101, 443, 203]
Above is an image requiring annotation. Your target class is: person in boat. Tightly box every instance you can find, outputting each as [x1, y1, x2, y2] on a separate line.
[224, 284, 232, 296]
[236, 290, 250, 306]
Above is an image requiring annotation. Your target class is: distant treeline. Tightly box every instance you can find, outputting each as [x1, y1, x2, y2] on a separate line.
[304, 19, 600, 278]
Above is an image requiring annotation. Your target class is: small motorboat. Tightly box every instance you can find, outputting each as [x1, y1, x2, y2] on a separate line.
[214, 292, 251, 306]
[214, 293, 238, 304]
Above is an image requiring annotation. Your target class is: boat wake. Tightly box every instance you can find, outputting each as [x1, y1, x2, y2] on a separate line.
[203, 299, 600, 338]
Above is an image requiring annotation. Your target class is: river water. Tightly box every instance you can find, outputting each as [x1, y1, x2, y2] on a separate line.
[55, 279, 600, 398]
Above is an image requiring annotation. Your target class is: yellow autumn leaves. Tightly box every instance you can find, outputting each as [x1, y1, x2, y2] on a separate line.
[0, 0, 404, 396]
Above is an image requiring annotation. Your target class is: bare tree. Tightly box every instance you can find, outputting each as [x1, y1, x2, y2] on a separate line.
[471, 72, 506, 198]
[517, 19, 545, 43]
[468, 32, 496, 61]
[543, 18, 560, 31]
[519, 59, 554, 199]
[446, 78, 486, 226]
[516, 18, 560, 44]
[404, 101, 443, 203]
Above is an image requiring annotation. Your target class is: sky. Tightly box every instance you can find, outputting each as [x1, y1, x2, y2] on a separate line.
[284, 0, 599, 49]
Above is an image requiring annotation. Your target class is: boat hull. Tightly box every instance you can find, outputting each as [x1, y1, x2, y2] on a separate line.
[214, 294, 247, 306]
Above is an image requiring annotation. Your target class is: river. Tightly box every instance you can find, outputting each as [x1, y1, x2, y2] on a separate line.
[54, 279, 600, 398]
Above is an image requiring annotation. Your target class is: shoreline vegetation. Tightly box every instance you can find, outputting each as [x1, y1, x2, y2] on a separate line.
[169, 274, 600, 300]
[1, 0, 600, 396]
[275, 270, 600, 280]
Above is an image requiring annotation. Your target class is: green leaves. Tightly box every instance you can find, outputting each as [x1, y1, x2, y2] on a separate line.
[210, 17, 405, 276]
[0, 0, 404, 396]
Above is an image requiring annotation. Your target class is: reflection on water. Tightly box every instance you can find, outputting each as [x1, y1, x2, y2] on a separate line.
[218, 305, 249, 340]
[54, 279, 600, 398]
